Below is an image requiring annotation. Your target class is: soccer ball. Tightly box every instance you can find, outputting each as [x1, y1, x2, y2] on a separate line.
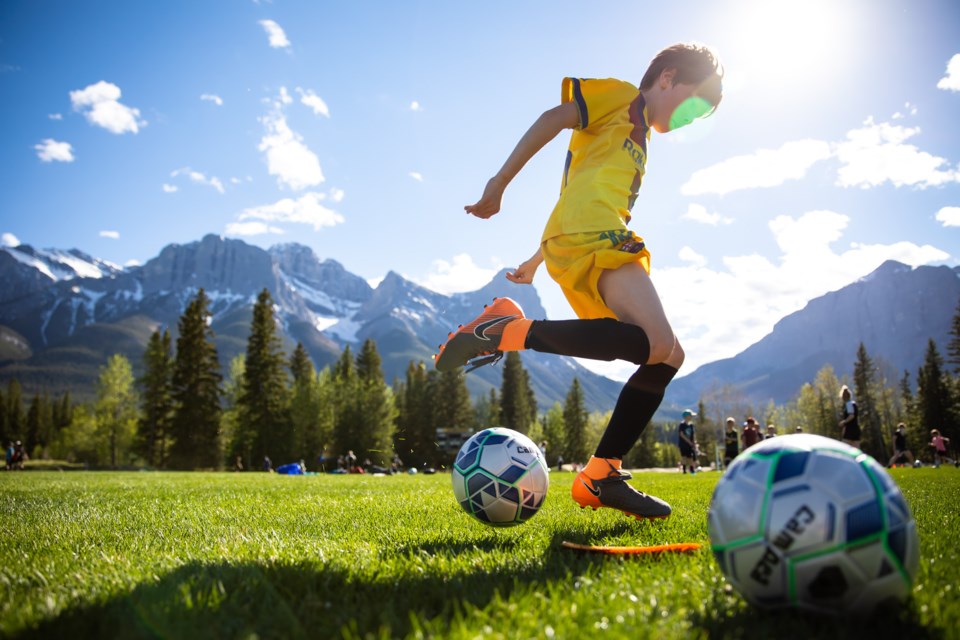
[708, 434, 919, 615]
[452, 427, 549, 526]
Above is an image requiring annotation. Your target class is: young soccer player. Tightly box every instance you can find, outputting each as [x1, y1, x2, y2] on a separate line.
[434, 43, 723, 520]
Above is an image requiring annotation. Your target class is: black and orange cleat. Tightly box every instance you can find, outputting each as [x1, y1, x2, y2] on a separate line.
[433, 297, 527, 372]
[572, 458, 672, 520]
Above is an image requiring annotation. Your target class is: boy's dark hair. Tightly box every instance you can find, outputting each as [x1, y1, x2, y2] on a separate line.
[639, 42, 723, 106]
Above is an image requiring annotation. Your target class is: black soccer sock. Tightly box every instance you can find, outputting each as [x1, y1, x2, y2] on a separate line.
[525, 318, 651, 364]
[594, 363, 679, 459]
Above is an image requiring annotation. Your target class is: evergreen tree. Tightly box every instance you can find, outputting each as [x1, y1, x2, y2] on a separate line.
[169, 289, 223, 469]
[540, 402, 566, 467]
[853, 342, 887, 458]
[25, 394, 42, 456]
[6, 379, 24, 443]
[563, 377, 589, 465]
[395, 361, 434, 467]
[237, 289, 292, 466]
[947, 297, 960, 374]
[354, 339, 398, 466]
[289, 342, 313, 385]
[222, 355, 246, 468]
[432, 369, 474, 433]
[332, 346, 358, 462]
[0, 386, 6, 446]
[137, 329, 175, 468]
[500, 352, 536, 434]
[474, 388, 501, 428]
[916, 339, 955, 446]
[289, 361, 334, 470]
[95, 354, 139, 468]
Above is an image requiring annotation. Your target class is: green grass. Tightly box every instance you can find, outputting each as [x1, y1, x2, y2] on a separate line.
[1, 468, 958, 639]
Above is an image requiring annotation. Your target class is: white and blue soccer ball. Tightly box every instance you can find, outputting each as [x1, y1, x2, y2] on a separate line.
[452, 427, 549, 527]
[708, 434, 919, 615]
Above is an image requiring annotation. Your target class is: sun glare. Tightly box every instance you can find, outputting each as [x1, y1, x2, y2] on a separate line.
[723, 0, 853, 90]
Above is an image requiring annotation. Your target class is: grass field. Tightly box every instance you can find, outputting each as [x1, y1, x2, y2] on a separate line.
[1, 468, 958, 639]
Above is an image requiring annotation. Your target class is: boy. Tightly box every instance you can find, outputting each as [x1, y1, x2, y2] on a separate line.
[678, 409, 697, 474]
[435, 43, 723, 520]
[839, 385, 860, 449]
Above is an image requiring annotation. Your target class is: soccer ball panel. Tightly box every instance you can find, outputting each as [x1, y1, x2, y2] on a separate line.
[709, 474, 766, 542]
[767, 485, 838, 553]
[806, 450, 874, 505]
[727, 541, 788, 606]
[792, 552, 867, 612]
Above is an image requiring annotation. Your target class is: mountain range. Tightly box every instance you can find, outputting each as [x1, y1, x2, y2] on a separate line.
[1, 235, 956, 418]
[0, 234, 621, 410]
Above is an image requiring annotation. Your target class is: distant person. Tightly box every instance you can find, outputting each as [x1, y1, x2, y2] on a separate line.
[5, 442, 13, 470]
[262, 455, 273, 473]
[678, 409, 697, 474]
[741, 418, 762, 450]
[234, 455, 244, 472]
[839, 385, 861, 449]
[345, 450, 358, 471]
[795, 426, 803, 433]
[764, 424, 777, 439]
[556, 453, 564, 472]
[723, 418, 739, 468]
[929, 429, 956, 468]
[11, 441, 25, 470]
[888, 423, 914, 468]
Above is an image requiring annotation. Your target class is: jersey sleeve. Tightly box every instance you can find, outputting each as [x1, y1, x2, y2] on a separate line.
[562, 77, 638, 131]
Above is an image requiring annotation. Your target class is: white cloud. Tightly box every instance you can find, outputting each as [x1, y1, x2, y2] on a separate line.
[936, 206, 960, 227]
[416, 254, 501, 295]
[162, 183, 178, 193]
[410, 100, 422, 112]
[259, 90, 324, 190]
[170, 167, 225, 194]
[69, 81, 145, 134]
[681, 140, 832, 196]
[2, 232, 20, 247]
[259, 19, 290, 48]
[330, 188, 345, 203]
[99, 230, 120, 239]
[937, 53, 960, 91]
[408, 171, 424, 182]
[835, 118, 960, 188]
[296, 88, 329, 117]
[584, 208, 950, 381]
[200, 94, 223, 106]
[225, 221, 285, 236]
[34, 139, 74, 163]
[681, 203, 732, 226]
[233, 192, 344, 233]
[48, 113, 62, 120]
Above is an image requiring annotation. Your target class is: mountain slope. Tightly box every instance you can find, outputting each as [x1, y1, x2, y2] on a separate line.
[664, 261, 960, 410]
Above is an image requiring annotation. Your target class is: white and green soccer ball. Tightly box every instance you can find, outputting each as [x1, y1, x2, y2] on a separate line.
[452, 427, 549, 527]
[708, 434, 919, 615]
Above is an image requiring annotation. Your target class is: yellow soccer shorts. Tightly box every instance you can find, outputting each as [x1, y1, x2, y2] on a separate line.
[542, 229, 651, 320]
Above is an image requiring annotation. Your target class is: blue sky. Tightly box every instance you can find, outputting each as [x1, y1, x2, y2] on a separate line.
[1, 0, 959, 380]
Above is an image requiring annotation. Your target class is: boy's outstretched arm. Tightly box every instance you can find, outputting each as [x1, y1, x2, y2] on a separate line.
[465, 102, 579, 220]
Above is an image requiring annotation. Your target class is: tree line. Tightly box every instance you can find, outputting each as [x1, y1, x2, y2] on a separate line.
[4, 293, 958, 471]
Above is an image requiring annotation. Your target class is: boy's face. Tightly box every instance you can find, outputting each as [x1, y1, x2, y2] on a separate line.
[650, 80, 716, 133]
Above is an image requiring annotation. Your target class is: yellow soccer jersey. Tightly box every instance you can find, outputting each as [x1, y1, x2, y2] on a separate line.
[541, 77, 651, 241]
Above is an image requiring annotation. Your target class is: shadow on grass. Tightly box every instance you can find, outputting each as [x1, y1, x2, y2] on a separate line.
[14, 529, 940, 640]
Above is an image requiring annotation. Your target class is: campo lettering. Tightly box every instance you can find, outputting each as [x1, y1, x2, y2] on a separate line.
[749, 504, 816, 586]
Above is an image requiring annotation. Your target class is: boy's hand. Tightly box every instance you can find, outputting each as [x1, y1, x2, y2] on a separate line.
[464, 176, 507, 219]
[506, 251, 543, 285]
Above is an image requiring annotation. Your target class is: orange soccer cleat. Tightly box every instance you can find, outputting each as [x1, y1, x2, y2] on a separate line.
[433, 297, 531, 372]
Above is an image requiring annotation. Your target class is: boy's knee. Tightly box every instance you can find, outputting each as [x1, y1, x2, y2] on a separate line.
[649, 336, 684, 368]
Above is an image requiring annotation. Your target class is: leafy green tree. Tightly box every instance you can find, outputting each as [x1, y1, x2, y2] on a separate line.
[290, 364, 334, 470]
[563, 378, 588, 464]
[237, 289, 292, 466]
[169, 289, 223, 470]
[222, 355, 246, 468]
[95, 354, 139, 468]
[500, 352, 536, 434]
[137, 329, 174, 468]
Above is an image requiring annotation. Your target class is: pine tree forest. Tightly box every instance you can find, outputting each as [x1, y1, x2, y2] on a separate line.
[3, 295, 959, 473]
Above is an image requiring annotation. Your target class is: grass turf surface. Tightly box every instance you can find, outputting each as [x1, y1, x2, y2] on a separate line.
[1, 468, 957, 639]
